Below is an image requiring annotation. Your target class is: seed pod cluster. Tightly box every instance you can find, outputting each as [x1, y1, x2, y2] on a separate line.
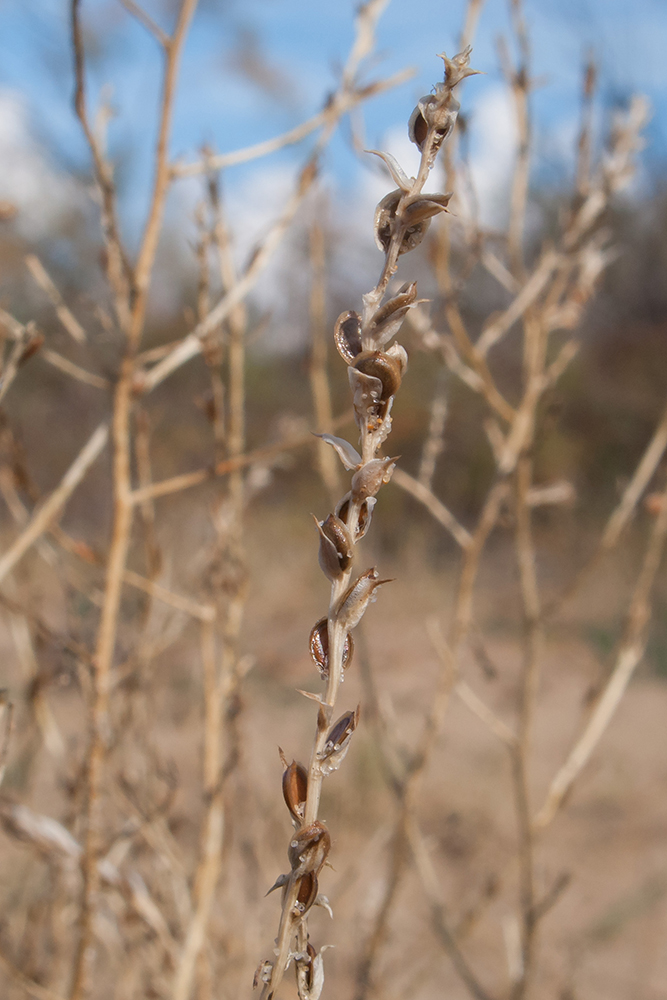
[260, 47, 475, 1000]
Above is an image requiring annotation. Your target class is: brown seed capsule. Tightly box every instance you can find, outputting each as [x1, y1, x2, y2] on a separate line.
[293, 872, 318, 916]
[350, 457, 397, 501]
[365, 282, 418, 346]
[323, 707, 359, 755]
[373, 188, 401, 255]
[282, 760, 308, 823]
[309, 617, 354, 680]
[335, 494, 377, 542]
[348, 367, 384, 431]
[353, 351, 402, 401]
[319, 706, 360, 775]
[314, 513, 353, 581]
[288, 820, 331, 877]
[333, 310, 362, 364]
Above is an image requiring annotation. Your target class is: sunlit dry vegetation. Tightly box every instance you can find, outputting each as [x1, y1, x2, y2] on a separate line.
[0, 1, 666, 999]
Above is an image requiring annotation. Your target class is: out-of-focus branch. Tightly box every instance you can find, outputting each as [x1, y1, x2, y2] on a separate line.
[534, 478, 667, 831]
[170, 70, 413, 179]
[25, 255, 87, 344]
[0, 424, 108, 587]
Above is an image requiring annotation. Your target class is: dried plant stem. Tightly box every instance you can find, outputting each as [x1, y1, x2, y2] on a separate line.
[534, 479, 667, 831]
[129, 411, 353, 505]
[172, 72, 413, 179]
[172, 623, 224, 1000]
[0, 423, 108, 587]
[25, 254, 87, 343]
[356, 482, 506, 1000]
[309, 221, 341, 501]
[392, 467, 472, 550]
[69, 3, 198, 996]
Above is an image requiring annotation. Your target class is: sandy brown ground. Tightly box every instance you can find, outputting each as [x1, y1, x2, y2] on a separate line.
[0, 503, 666, 1000]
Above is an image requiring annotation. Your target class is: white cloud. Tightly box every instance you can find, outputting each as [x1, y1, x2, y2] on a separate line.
[466, 85, 518, 230]
[0, 89, 81, 240]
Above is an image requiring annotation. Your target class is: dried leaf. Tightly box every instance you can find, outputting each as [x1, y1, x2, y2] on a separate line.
[314, 894, 333, 919]
[316, 434, 361, 471]
[365, 149, 413, 191]
[266, 872, 289, 896]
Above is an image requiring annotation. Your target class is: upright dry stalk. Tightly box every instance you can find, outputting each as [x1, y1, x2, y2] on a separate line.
[69, 3, 197, 997]
[256, 47, 479, 1000]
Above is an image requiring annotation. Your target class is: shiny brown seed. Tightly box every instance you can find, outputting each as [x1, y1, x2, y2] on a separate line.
[353, 351, 402, 400]
[309, 617, 354, 679]
[282, 760, 308, 823]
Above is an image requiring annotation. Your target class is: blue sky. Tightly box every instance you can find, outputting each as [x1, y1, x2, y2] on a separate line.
[1, 0, 666, 244]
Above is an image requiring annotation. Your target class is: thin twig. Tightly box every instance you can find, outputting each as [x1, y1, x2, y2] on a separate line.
[0, 423, 108, 587]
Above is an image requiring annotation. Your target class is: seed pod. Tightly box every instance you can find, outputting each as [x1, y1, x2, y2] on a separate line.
[293, 872, 319, 916]
[314, 514, 353, 581]
[335, 494, 377, 542]
[348, 367, 383, 430]
[296, 941, 323, 1000]
[336, 567, 393, 631]
[365, 281, 418, 347]
[353, 352, 402, 401]
[373, 188, 401, 255]
[288, 821, 331, 877]
[282, 760, 308, 823]
[408, 94, 459, 156]
[318, 706, 360, 775]
[309, 617, 354, 680]
[334, 310, 362, 364]
[351, 457, 397, 501]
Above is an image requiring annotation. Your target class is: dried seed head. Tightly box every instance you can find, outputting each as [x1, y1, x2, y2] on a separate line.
[288, 821, 331, 877]
[408, 95, 459, 157]
[408, 48, 478, 167]
[282, 760, 308, 823]
[353, 352, 402, 401]
[293, 872, 319, 916]
[333, 310, 362, 364]
[350, 457, 397, 501]
[336, 567, 393, 631]
[309, 617, 354, 680]
[314, 514, 353, 581]
[439, 45, 480, 88]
